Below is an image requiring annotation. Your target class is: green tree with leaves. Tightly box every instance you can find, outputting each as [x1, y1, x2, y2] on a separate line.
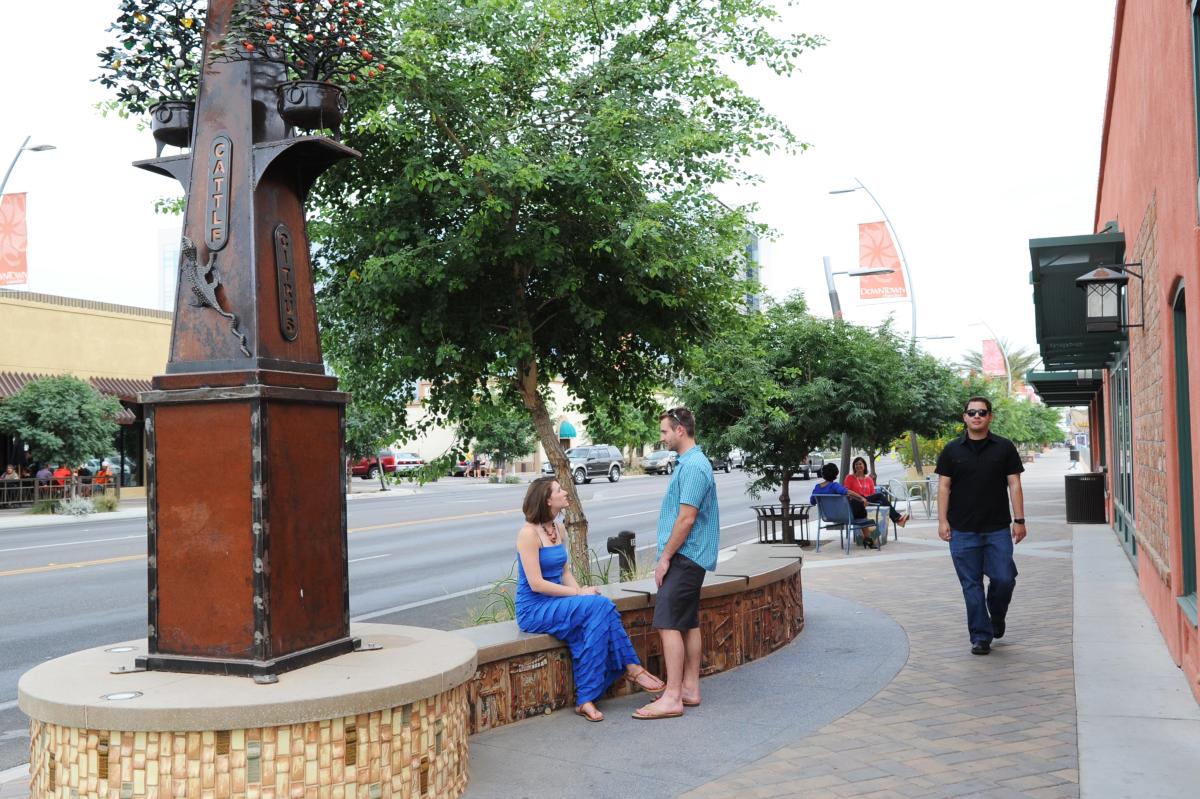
[461, 397, 538, 476]
[856, 331, 961, 477]
[313, 0, 823, 566]
[681, 295, 860, 539]
[0, 376, 122, 467]
[344, 398, 397, 490]
[583, 401, 662, 458]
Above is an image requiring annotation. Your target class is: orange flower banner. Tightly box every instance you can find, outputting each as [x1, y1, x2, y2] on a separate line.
[0, 193, 28, 286]
[857, 220, 907, 300]
[982, 339, 1006, 376]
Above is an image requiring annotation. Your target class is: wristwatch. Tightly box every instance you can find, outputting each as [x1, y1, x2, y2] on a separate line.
[1013, 518, 1026, 524]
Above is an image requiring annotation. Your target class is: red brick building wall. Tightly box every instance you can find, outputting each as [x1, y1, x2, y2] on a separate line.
[1094, 0, 1200, 700]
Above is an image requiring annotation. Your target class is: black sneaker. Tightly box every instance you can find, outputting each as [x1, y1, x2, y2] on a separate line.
[971, 641, 991, 655]
[992, 619, 1006, 640]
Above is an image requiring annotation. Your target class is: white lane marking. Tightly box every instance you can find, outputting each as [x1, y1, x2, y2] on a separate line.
[348, 554, 391, 564]
[608, 509, 656, 519]
[0, 699, 18, 711]
[0, 535, 141, 554]
[352, 582, 496, 621]
[720, 519, 754, 530]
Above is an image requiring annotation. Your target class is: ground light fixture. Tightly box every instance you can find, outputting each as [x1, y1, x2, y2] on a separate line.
[1075, 263, 1143, 333]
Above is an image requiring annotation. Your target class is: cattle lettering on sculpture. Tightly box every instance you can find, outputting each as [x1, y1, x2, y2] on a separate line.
[205, 135, 232, 251]
[274, 224, 299, 341]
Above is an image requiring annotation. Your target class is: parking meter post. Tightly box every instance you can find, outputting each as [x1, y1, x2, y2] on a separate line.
[607, 531, 637, 581]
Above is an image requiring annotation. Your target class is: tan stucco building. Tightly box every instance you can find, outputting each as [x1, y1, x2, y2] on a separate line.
[1, 290, 173, 494]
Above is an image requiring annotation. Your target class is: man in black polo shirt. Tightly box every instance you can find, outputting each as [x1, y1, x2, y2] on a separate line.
[935, 396, 1027, 655]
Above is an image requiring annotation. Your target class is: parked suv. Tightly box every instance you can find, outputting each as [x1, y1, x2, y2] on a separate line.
[541, 445, 625, 484]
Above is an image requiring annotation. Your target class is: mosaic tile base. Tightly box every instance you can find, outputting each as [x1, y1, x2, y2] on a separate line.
[27, 685, 468, 799]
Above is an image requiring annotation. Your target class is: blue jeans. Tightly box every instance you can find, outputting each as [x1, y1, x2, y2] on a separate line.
[949, 528, 1018, 644]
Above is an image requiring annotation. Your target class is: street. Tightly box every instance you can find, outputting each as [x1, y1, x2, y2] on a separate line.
[0, 460, 908, 769]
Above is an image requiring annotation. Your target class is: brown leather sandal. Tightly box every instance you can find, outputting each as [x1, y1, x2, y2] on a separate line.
[625, 666, 666, 693]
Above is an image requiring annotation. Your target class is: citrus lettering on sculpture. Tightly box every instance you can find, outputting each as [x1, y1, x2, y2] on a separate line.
[273, 224, 299, 341]
[205, 135, 232, 251]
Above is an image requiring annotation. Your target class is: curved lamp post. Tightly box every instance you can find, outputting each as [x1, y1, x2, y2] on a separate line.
[0, 136, 56, 198]
[830, 178, 926, 473]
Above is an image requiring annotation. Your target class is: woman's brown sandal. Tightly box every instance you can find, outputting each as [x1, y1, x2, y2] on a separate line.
[625, 666, 666, 693]
[575, 704, 604, 722]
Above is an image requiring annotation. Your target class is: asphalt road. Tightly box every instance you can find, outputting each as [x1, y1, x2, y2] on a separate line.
[0, 458, 905, 768]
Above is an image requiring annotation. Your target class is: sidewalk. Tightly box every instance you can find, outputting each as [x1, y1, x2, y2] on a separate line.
[4, 451, 1199, 798]
[461, 449, 1200, 798]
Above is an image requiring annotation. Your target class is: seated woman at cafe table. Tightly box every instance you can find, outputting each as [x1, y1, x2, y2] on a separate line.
[844, 456, 909, 530]
[810, 462, 882, 548]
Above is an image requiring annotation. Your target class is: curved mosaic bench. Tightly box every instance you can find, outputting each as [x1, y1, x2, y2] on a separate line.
[454, 542, 804, 733]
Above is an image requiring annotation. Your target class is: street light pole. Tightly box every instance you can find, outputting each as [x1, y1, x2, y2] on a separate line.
[830, 177, 925, 474]
[1, 136, 56, 199]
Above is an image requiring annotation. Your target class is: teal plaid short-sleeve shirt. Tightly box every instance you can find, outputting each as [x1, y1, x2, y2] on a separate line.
[656, 446, 720, 570]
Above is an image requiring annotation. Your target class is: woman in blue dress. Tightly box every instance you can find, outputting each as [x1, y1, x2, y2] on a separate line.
[516, 477, 665, 721]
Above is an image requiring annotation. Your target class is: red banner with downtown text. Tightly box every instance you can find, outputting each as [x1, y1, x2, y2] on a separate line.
[0, 193, 28, 286]
[858, 220, 907, 301]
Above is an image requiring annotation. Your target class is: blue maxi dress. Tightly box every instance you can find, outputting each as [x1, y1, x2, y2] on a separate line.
[515, 544, 641, 704]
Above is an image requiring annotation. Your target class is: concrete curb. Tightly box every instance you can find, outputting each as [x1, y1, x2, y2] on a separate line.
[0, 507, 146, 531]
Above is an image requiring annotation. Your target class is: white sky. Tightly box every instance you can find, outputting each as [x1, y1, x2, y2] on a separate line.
[0, 0, 1117, 368]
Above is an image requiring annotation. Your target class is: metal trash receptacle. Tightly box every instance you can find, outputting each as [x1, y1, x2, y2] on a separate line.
[1064, 473, 1106, 524]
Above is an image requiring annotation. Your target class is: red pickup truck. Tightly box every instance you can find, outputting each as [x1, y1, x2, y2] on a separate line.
[349, 451, 397, 480]
[349, 451, 427, 479]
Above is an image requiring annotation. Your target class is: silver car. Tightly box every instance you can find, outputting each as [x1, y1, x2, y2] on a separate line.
[641, 449, 677, 475]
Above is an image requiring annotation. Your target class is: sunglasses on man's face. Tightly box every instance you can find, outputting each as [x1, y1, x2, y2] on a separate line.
[964, 409, 990, 418]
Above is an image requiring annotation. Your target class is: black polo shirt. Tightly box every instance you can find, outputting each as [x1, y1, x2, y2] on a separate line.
[934, 432, 1023, 532]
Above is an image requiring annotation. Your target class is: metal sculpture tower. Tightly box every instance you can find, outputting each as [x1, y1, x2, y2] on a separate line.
[133, 0, 360, 681]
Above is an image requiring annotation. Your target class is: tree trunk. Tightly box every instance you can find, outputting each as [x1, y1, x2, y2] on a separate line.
[518, 358, 590, 575]
[779, 470, 794, 544]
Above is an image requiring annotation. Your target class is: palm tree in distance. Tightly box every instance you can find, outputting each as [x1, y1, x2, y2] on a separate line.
[957, 338, 1040, 391]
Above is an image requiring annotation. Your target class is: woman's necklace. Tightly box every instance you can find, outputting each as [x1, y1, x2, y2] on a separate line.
[542, 522, 559, 545]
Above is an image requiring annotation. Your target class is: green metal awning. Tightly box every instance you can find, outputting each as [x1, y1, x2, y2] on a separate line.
[558, 420, 577, 438]
[1026, 370, 1103, 407]
[1030, 227, 1126, 370]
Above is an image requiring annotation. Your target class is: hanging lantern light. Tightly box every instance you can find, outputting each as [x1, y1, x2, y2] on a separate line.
[1075, 265, 1131, 333]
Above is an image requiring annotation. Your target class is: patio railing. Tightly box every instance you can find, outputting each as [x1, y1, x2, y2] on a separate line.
[0, 477, 120, 510]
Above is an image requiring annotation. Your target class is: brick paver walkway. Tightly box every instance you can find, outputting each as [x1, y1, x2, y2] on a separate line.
[684, 477, 1080, 799]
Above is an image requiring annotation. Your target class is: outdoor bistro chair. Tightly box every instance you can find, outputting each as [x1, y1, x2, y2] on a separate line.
[812, 494, 886, 555]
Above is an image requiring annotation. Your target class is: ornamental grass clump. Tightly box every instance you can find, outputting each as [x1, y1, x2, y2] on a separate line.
[93, 494, 121, 513]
